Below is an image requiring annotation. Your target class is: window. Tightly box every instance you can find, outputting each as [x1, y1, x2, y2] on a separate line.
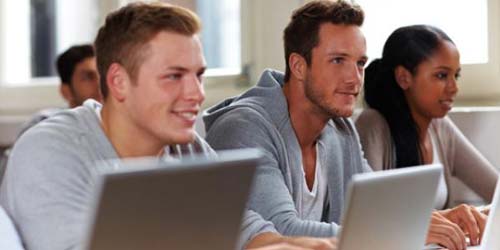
[0, 0, 241, 86]
[0, 0, 98, 85]
[356, 0, 488, 64]
[196, 0, 241, 72]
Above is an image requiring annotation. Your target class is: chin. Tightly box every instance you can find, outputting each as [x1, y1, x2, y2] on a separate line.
[172, 131, 197, 145]
[332, 107, 355, 118]
[435, 112, 448, 119]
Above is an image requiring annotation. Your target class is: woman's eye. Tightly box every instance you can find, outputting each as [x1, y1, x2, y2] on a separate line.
[436, 73, 448, 79]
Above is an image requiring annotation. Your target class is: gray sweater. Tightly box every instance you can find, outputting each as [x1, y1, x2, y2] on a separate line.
[204, 69, 372, 237]
[0, 100, 275, 250]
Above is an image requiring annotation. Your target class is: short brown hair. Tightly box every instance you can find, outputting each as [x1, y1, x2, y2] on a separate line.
[283, 0, 364, 82]
[95, 2, 201, 98]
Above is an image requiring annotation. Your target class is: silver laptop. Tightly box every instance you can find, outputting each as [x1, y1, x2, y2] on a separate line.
[83, 148, 261, 250]
[468, 178, 500, 250]
[338, 164, 442, 250]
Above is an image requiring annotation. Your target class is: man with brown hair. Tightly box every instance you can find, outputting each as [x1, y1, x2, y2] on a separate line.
[0, 2, 335, 250]
[205, 1, 484, 250]
[57, 44, 101, 108]
[204, 0, 370, 236]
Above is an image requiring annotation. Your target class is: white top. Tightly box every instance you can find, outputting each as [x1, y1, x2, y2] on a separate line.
[431, 132, 448, 210]
[300, 145, 328, 221]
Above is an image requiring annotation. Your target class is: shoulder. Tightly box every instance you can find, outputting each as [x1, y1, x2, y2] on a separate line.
[10, 105, 100, 171]
[17, 108, 89, 146]
[430, 116, 461, 139]
[355, 108, 387, 127]
[205, 106, 283, 153]
[206, 106, 276, 138]
[355, 108, 390, 136]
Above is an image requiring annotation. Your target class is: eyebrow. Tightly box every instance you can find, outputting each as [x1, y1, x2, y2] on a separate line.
[166, 66, 207, 74]
[166, 66, 207, 72]
[166, 66, 189, 72]
[434, 66, 461, 71]
[327, 52, 368, 60]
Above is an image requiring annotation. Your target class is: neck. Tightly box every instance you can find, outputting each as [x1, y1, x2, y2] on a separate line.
[410, 110, 431, 142]
[283, 81, 329, 148]
[100, 101, 164, 158]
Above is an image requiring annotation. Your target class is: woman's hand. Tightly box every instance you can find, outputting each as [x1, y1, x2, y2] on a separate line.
[438, 204, 487, 246]
[426, 212, 466, 250]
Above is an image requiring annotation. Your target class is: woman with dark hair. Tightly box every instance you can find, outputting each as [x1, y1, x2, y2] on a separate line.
[355, 25, 498, 249]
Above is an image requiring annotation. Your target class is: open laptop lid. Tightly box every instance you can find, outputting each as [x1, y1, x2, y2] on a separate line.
[338, 164, 443, 250]
[83, 148, 262, 250]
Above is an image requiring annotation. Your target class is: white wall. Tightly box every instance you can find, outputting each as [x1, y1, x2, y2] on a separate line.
[243, 0, 302, 83]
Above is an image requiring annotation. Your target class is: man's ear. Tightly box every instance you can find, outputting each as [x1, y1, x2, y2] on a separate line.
[394, 65, 413, 90]
[59, 84, 75, 106]
[106, 63, 129, 102]
[289, 53, 308, 82]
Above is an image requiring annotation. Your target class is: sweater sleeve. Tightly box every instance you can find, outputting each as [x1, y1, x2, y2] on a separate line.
[0, 126, 94, 250]
[236, 210, 277, 250]
[0, 206, 24, 250]
[205, 108, 337, 237]
[439, 117, 499, 202]
[355, 109, 395, 171]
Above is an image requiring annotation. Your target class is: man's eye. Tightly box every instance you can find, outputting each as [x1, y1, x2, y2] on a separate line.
[167, 74, 182, 80]
[357, 60, 367, 67]
[331, 58, 343, 64]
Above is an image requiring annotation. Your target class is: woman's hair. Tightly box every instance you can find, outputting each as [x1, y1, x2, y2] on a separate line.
[363, 25, 454, 167]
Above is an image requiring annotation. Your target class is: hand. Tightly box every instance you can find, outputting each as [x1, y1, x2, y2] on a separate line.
[426, 212, 466, 250]
[438, 204, 487, 246]
[246, 232, 337, 250]
[478, 205, 491, 216]
[284, 236, 337, 250]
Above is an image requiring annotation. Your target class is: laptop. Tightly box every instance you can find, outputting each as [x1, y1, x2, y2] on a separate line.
[467, 178, 500, 250]
[337, 164, 443, 250]
[82, 148, 261, 250]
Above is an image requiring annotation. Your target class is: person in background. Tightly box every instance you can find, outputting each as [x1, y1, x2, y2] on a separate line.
[57, 44, 102, 108]
[17, 44, 102, 136]
[355, 24, 498, 249]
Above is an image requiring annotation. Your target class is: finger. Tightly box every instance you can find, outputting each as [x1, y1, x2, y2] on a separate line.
[436, 223, 466, 250]
[427, 231, 458, 250]
[470, 207, 488, 245]
[458, 206, 480, 245]
[429, 214, 466, 250]
[451, 223, 467, 250]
